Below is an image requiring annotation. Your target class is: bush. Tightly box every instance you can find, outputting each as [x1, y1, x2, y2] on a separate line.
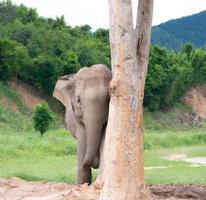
[144, 45, 193, 111]
[33, 102, 54, 135]
[0, 38, 29, 82]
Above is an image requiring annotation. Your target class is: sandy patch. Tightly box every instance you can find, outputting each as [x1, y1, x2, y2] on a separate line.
[166, 154, 206, 166]
[0, 178, 206, 200]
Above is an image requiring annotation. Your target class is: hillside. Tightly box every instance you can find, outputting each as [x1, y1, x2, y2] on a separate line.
[0, 80, 205, 130]
[1, 2, 206, 111]
[151, 11, 206, 50]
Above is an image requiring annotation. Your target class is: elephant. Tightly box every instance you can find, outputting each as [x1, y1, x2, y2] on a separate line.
[53, 64, 112, 184]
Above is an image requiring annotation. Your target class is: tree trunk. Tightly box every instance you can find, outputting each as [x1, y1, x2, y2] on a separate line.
[99, 0, 153, 199]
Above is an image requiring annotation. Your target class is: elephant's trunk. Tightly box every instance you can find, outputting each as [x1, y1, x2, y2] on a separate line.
[83, 108, 106, 169]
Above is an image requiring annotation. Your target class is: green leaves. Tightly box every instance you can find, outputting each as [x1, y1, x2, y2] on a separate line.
[0, 38, 29, 82]
[0, 1, 110, 95]
[1, 1, 206, 112]
[145, 45, 193, 111]
[33, 102, 54, 135]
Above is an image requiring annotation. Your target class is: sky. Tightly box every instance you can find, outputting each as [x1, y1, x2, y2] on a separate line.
[12, 0, 206, 30]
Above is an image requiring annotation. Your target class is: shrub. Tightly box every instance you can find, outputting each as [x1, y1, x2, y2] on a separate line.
[33, 102, 53, 136]
[144, 45, 193, 111]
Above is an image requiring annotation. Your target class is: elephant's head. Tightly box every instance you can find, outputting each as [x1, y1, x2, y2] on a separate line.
[53, 64, 112, 168]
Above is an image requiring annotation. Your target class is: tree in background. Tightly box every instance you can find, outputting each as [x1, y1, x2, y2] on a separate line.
[144, 45, 193, 110]
[1, 1, 206, 112]
[100, 0, 153, 199]
[62, 50, 80, 74]
[33, 102, 53, 136]
[0, 38, 29, 81]
[0, 0, 110, 94]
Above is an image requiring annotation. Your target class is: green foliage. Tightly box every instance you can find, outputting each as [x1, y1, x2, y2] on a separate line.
[62, 50, 80, 74]
[191, 49, 206, 83]
[33, 102, 54, 135]
[151, 27, 182, 50]
[30, 55, 63, 95]
[94, 28, 109, 44]
[0, 1, 110, 94]
[1, 1, 206, 111]
[145, 45, 193, 110]
[0, 38, 29, 81]
[151, 11, 206, 50]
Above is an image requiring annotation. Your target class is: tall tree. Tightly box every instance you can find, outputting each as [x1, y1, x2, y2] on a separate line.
[99, 0, 153, 199]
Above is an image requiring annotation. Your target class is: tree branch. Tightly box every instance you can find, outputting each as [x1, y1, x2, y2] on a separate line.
[135, 0, 153, 66]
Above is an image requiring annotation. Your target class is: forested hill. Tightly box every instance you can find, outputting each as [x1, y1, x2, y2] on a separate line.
[1, 1, 206, 112]
[151, 11, 206, 50]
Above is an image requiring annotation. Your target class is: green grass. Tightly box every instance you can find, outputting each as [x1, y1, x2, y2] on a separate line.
[0, 124, 205, 184]
[0, 82, 30, 114]
[0, 156, 77, 183]
[0, 127, 78, 183]
[0, 106, 32, 132]
[145, 166, 206, 184]
[144, 129, 206, 149]
[144, 146, 206, 184]
[0, 86, 206, 184]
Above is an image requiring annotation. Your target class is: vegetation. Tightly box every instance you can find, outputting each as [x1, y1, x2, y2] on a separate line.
[145, 44, 206, 110]
[33, 102, 54, 135]
[1, 1, 206, 111]
[0, 0, 205, 188]
[0, 81, 205, 184]
[151, 10, 206, 50]
[0, 103, 205, 184]
[0, 0, 110, 95]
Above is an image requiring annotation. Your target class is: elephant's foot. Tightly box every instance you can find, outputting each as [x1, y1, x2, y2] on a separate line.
[77, 166, 91, 185]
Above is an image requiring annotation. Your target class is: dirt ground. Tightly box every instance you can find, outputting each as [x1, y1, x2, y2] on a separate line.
[0, 178, 205, 200]
[9, 79, 45, 110]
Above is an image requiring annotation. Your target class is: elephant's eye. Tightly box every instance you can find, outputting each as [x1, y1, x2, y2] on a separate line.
[76, 96, 81, 104]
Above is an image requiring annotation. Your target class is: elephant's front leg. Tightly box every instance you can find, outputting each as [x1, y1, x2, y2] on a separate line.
[76, 127, 91, 184]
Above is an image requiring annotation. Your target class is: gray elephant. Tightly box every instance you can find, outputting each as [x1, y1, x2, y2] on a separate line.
[53, 64, 112, 184]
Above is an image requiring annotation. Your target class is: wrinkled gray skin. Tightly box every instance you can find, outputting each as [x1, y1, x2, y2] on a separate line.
[53, 64, 111, 184]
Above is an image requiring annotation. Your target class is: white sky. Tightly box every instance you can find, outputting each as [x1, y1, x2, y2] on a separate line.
[12, 0, 206, 29]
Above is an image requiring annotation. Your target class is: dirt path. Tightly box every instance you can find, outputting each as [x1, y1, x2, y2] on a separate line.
[0, 178, 206, 200]
[166, 154, 206, 166]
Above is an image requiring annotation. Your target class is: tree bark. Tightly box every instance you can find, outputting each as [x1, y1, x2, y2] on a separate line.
[99, 0, 153, 199]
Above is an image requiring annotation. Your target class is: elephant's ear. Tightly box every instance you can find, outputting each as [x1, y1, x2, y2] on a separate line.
[53, 74, 75, 107]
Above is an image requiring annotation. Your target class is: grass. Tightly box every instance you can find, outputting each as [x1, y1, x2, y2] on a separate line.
[144, 129, 206, 150]
[0, 123, 205, 184]
[0, 127, 78, 183]
[0, 84, 206, 184]
[145, 166, 206, 184]
[0, 82, 30, 114]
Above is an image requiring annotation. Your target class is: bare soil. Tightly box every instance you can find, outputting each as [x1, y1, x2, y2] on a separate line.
[9, 79, 45, 110]
[0, 178, 205, 200]
[166, 154, 206, 165]
[183, 85, 206, 119]
[0, 97, 20, 113]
